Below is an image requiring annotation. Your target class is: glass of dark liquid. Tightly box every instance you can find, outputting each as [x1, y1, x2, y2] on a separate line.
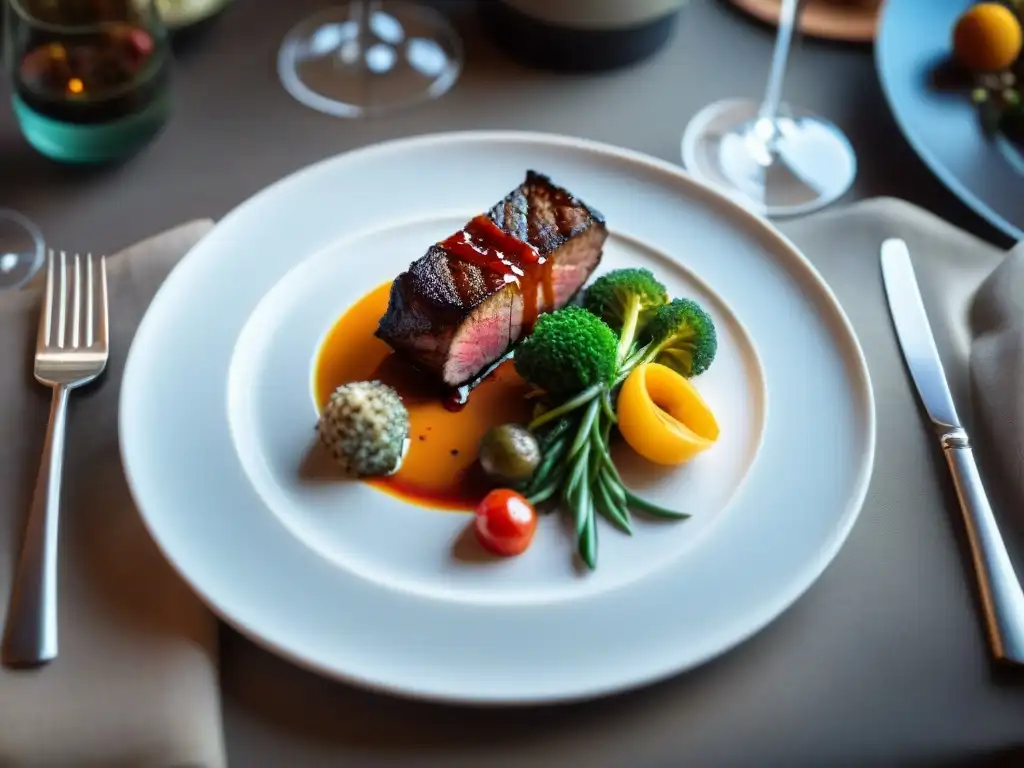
[3, 0, 172, 164]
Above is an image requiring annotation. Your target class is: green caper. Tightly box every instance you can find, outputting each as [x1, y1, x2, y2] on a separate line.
[479, 424, 541, 483]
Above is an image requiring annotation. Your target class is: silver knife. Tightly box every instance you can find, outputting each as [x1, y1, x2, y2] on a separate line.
[881, 238, 1024, 666]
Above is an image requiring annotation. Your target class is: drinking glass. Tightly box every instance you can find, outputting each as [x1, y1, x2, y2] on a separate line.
[0, 209, 45, 291]
[681, 0, 856, 216]
[3, 0, 173, 164]
[277, 1, 463, 118]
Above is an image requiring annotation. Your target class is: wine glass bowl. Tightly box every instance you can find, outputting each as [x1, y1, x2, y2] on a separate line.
[3, 0, 172, 164]
[0, 209, 45, 292]
[682, 98, 857, 217]
[277, 1, 463, 119]
[682, 0, 857, 217]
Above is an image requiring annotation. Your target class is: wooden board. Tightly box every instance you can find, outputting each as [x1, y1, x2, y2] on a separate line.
[727, 0, 879, 43]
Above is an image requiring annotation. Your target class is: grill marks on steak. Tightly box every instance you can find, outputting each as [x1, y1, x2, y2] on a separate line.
[376, 171, 608, 388]
[488, 172, 599, 256]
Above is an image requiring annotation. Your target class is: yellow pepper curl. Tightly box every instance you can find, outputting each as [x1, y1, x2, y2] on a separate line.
[616, 363, 719, 465]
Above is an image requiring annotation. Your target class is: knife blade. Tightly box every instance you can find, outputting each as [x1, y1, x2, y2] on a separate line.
[881, 237, 1024, 666]
[880, 238, 960, 431]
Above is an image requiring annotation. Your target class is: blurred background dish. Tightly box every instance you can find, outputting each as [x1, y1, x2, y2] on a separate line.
[728, 0, 879, 43]
[877, 0, 1024, 242]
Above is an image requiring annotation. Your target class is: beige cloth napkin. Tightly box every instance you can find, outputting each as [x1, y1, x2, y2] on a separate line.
[0, 221, 225, 768]
[970, 242, 1024, 512]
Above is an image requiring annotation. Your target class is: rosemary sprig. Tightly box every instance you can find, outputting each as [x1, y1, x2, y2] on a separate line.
[526, 371, 687, 569]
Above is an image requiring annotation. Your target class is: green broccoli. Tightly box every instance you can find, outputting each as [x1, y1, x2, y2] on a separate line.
[637, 298, 717, 378]
[583, 268, 668, 363]
[514, 306, 618, 396]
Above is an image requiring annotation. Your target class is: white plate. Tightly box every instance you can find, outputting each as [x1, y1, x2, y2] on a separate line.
[119, 131, 875, 704]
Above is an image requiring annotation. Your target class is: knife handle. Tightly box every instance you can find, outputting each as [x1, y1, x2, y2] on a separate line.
[942, 429, 1024, 666]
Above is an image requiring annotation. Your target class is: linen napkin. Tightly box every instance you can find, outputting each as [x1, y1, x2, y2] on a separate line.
[970, 240, 1024, 512]
[0, 221, 225, 768]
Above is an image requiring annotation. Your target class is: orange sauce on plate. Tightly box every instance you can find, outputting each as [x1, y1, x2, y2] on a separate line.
[314, 281, 533, 511]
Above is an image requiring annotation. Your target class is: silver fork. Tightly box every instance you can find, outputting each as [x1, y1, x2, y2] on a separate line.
[2, 251, 108, 668]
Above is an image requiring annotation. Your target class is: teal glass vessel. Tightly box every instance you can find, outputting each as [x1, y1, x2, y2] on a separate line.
[4, 0, 172, 164]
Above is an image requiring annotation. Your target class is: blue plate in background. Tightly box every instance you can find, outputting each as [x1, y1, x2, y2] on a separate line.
[877, 0, 1024, 241]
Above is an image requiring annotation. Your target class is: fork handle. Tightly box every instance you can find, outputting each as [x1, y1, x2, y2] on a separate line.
[2, 385, 70, 667]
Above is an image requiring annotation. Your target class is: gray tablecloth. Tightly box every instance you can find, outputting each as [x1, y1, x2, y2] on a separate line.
[218, 198, 1024, 767]
[4, 1, 1024, 764]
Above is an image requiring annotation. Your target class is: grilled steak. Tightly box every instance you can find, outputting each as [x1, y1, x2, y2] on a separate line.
[375, 171, 608, 388]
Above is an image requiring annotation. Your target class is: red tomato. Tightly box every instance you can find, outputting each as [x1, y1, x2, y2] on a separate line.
[474, 489, 537, 556]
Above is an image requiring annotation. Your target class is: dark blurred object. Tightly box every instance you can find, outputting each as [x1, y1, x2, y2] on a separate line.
[479, 0, 687, 72]
[4, 0, 172, 164]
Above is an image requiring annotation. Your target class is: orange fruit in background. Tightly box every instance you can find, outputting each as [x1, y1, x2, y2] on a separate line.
[953, 3, 1023, 72]
[616, 363, 720, 466]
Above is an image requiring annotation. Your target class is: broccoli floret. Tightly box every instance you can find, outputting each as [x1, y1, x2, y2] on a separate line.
[583, 268, 668, 362]
[515, 306, 618, 396]
[641, 298, 717, 377]
[317, 381, 410, 477]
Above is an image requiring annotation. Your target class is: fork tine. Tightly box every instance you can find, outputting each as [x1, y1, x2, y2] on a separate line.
[55, 251, 67, 349]
[36, 250, 54, 349]
[85, 255, 94, 349]
[70, 253, 81, 349]
[93, 255, 108, 351]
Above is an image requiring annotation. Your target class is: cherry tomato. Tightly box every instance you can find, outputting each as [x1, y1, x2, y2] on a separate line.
[474, 489, 537, 556]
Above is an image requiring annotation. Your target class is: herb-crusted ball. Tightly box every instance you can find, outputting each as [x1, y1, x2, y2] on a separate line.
[317, 381, 410, 477]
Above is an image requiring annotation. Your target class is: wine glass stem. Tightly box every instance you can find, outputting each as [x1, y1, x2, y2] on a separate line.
[756, 0, 804, 134]
[338, 0, 373, 67]
[354, 0, 380, 29]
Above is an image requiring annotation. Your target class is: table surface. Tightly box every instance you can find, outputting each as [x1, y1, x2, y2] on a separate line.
[0, 0, 1014, 254]
[3, 2, 1023, 766]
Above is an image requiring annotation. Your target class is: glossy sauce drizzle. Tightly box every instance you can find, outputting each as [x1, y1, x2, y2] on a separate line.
[441, 214, 554, 332]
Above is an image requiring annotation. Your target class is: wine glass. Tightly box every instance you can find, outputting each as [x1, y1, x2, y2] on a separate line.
[3, 0, 173, 165]
[277, 1, 463, 119]
[0, 209, 45, 291]
[681, 0, 856, 217]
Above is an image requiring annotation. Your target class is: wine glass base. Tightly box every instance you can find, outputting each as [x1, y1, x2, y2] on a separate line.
[681, 98, 857, 218]
[0, 210, 45, 292]
[278, 1, 463, 119]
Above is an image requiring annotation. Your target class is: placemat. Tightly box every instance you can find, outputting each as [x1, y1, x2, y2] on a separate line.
[219, 197, 1024, 767]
